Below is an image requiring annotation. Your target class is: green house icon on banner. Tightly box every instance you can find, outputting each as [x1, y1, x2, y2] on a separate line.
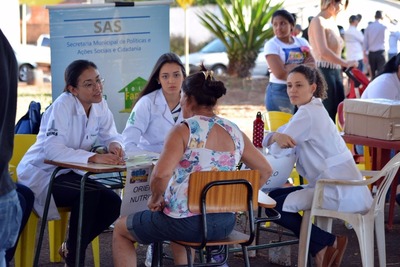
[119, 77, 147, 113]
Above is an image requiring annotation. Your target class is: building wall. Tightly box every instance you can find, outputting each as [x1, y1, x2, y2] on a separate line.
[24, 6, 50, 44]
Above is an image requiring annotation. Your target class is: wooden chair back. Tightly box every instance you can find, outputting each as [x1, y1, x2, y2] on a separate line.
[187, 170, 260, 214]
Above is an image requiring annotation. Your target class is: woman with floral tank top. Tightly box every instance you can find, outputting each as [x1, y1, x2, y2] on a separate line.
[112, 65, 273, 266]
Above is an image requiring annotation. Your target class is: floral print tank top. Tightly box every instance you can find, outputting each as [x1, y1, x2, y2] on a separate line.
[163, 115, 244, 218]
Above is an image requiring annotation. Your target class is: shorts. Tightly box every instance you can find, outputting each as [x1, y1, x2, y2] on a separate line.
[127, 210, 235, 244]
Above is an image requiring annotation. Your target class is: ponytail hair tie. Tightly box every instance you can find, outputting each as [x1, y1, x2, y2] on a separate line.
[202, 70, 214, 80]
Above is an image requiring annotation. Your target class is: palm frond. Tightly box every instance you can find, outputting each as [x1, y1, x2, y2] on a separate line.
[197, 0, 283, 77]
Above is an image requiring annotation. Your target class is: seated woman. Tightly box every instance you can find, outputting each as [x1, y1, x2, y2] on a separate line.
[263, 65, 373, 267]
[112, 65, 273, 266]
[121, 51, 186, 267]
[361, 52, 400, 100]
[122, 52, 186, 154]
[17, 59, 125, 266]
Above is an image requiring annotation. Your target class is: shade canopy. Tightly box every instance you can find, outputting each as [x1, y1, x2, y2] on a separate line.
[19, 0, 63, 6]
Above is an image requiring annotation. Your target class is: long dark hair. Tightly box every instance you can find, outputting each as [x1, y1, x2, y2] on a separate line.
[63, 59, 97, 92]
[272, 10, 296, 27]
[288, 65, 328, 100]
[380, 53, 400, 75]
[133, 52, 186, 107]
[182, 64, 226, 107]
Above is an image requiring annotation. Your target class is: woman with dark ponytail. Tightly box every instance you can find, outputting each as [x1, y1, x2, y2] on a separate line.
[262, 64, 373, 267]
[112, 64, 273, 266]
[361, 52, 400, 100]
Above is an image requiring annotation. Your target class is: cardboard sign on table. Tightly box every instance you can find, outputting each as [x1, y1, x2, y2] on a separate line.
[120, 153, 158, 217]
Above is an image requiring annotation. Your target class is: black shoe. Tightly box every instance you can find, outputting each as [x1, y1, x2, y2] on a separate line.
[396, 193, 400, 206]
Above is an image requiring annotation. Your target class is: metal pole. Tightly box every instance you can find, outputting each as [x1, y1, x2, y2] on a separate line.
[184, 7, 189, 75]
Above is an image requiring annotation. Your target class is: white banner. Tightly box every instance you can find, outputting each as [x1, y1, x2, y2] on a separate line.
[120, 163, 153, 217]
[47, 2, 171, 131]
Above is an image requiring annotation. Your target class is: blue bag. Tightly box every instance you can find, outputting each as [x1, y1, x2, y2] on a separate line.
[15, 101, 42, 134]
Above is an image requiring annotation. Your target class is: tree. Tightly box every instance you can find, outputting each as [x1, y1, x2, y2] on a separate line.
[198, 0, 282, 77]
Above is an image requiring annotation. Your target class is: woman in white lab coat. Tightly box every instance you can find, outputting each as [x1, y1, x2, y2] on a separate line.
[17, 60, 125, 266]
[262, 65, 372, 267]
[122, 52, 186, 154]
[122, 52, 186, 266]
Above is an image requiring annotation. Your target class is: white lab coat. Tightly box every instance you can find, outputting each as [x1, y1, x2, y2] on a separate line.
[263, 98, 373, 213]
[122, 89, 183, 154]
[17, 92, 123, 220]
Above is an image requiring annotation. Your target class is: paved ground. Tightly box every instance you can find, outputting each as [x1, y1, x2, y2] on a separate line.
[11, 202, 400, 267]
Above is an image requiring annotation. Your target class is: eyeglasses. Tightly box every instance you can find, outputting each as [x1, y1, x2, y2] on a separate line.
[78, 78, 105, 90]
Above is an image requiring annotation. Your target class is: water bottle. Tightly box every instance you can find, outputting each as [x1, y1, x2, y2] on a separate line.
[253, 111, 264, 148]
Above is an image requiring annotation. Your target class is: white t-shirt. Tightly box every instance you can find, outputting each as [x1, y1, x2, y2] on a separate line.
[388, 31, 400, 54]
[361, 72, 400, 100]
[264, 36, 310, 84]
[344, 25, 364, 61]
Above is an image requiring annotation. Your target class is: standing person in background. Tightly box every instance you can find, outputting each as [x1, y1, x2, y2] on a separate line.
[363, 10, 387, 79]
[292, 24, 303, 37]
[264, 9, 315, 114]
[122, 52, 186, 266]
[388, 19, 400, 60]
[0, 28, 22, 267]
[388, 29, 400, 60]
[17, 59, 124, 266]
[122, 52, 185, 154]
[308, 0, 358, 122]
[344, 15, 365, 72]
[1, 30, 35, 267]
[5, 183, 34, 266]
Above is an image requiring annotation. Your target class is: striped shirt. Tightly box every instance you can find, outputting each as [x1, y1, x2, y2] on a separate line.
[171, 103, 181, 122]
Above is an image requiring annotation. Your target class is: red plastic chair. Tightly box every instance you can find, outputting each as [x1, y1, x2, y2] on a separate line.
[344, 67, 370, 99]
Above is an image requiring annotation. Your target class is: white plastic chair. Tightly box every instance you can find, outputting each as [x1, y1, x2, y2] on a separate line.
[298, 152, 400, 267]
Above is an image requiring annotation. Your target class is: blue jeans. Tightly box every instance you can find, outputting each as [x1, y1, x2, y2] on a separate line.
[6, 183, 34, 264]
[0, 190, 22, 266]
[357, 59, 364, 73]
[265, 82, 294, 114]
[128, 211, 236, 244]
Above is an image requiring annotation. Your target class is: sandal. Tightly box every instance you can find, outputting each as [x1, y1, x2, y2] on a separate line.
[323, 247, 338, 267]
[332, 235, 348, 267]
